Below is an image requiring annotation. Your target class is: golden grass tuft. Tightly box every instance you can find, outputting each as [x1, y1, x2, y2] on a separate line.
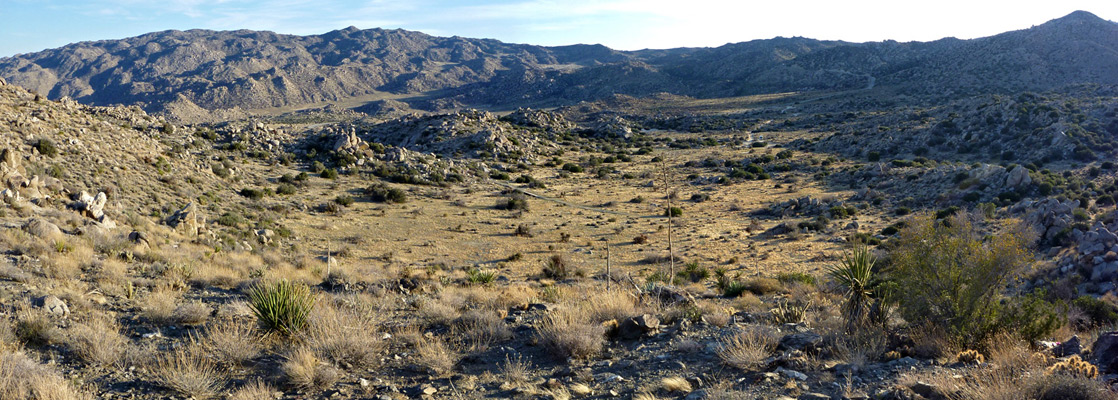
[308, 300, 384, 369]
[0, 349, 91, 400]
[538, 307, 606, 360]
[282, 346, 338, 391]
[413, 337, 460, 376]
[718, 324, 778, 370]
[66, 315, 127, 367]
[153, 344, 225, 399]
[228, 379, 278, 400]
[200, 318, 261, 365]
[661, 376, 693, 393]
[454, 309, 511, 351]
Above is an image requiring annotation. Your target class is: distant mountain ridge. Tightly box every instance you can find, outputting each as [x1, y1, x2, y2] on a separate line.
[1, 11, 1116, 119]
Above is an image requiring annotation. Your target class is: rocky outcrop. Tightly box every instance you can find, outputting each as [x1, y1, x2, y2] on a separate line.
[24, 218, 62, 240]
[165, 202, 205, 235]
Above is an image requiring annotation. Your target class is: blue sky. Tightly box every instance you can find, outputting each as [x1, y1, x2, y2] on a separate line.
[2, 1, 1116, 57]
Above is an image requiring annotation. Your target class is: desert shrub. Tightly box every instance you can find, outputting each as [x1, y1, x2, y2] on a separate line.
[14, 312, 56, 347]
[743, 277, 783, 295]
[513, 223, 532, 237]
[334, 195, 354, 207]
[320, 168, 338, 179]
[454, 309, 511, 351]
[239, 188, 267, 199]
[665, 206, 683, 217]
[777, 272, 816, 286]
[247, 280, 316, 336]
[561, 163, 583, 173]
[543, 254, 568, 279]
[1071, 295, 1118, 327]
[228, 380, 276, 400]
[276, 183, 297, 195]
[36, 138, 58, 157]
[889, 214, 1032, 348]
[999, 290, 1062, 344]
[497, 193, 530, 211]
[413, 337, 459, 375]
[365, 183, 407, 203]
[216, 212, 245, 227]
[308, 304, 383, 369]
[633, 234, 649, 244]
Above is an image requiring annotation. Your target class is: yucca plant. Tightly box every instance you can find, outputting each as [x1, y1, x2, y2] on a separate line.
[247, 280, 315, 336]
[828, 241, 885, 332]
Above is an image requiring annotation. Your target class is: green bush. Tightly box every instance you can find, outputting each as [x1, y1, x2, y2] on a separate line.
[276, 183, 297, 195]
[497, 194, 530, 211]
[777, 272, 816, 286]
[665, 207, 683, 217]
[36, 138, 58, 157]
[216, 212, 244, 227]
[889, 214, 1032, 348]
[1072, 296, 1118, 327]
[334, 195, 354, 207]
[320, 168, 338, 179]
[240, 188, 267, 199]
[247, 280, 315, 336]
[365, 183, 407, 204]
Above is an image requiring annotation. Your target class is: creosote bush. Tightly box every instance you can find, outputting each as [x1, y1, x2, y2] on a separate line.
[247, 280, 316, 336]
[889, 213, 1034, 348]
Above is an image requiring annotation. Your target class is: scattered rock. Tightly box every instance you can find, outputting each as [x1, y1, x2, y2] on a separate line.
[778, 331, 823, 352]
[1090, 331, 1118, 373]
[24, 218, 62, 239]
[35, 295, 69, 316]
[616, 314, 660, 340]
[910, 381, 950, 400]
[1053, 335, 1082, 357]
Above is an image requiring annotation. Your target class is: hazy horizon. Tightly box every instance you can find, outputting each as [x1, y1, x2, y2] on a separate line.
[2, 1, 1116, 57]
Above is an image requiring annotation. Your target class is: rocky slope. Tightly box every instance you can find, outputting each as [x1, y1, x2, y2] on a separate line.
[2, 11, 1117, 121]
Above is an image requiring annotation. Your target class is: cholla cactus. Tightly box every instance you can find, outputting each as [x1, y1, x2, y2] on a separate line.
[1047, 355, 1099, 379]
[882, 350, 902, 361]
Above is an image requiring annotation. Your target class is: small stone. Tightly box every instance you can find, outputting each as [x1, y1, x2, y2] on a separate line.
[1054, 335, 1082, 357]
[36, 295, 69, 316]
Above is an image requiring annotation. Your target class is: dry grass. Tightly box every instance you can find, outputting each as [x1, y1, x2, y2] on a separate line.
[454, 309, 511, 351]
[282, 346, 338, 391]
[308, 301, 383, 369]
[501, 354, 533, 383]
[538, 307, 606, 360]
[14, 310, 57, 347]
[141, 287, 181, 324]
[172, 301, 211, 325]
[0, 349, 90, 400]
[582, 289, 640, 323]
[200, 318, 261, 365]
[153, 345, 225, 399]
[661, 376, 693, 393]
[227, 379, 277, 400]
[413, 337, 459, 376]
[718, 324, 778, 370]
[66, 315, 127, 367]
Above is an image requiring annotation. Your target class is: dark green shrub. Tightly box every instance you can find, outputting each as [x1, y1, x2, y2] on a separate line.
[665, 207, 683, 217]
[311, 161, 325, 173]
[561, 163, 583, 173]
[777, 272, 816, 286]
[365, 183, 407, 204]
[276, 183, 297, 195]
[334, 195, 354, 207]
[216, 212, 245, 227]
[36, 138, 58, 157]
[543, 254, 568, 279]
[867, 151, 881, 162]
[497, 194, 530, 211]
[240, 188, 266, 199]
[320, 168, 338, 179]
[466, 268, 496, 285]
[1072, 296, 1118, 327]
[677, 262, 710, 283]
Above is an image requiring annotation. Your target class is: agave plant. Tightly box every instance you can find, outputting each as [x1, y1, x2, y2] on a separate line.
[828, 241, 885, 332]
[247, 279, 316, 337]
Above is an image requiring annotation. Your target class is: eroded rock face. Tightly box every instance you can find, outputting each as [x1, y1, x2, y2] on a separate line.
[165, 202, 205, 235]
[1090, 331, 1118, 373]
